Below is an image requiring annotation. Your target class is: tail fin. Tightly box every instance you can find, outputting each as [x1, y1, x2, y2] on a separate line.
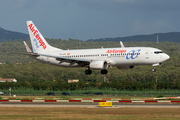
[23, 41, 32, 52]
[120, 41, 125, 48]
[26, 21, 61, 53]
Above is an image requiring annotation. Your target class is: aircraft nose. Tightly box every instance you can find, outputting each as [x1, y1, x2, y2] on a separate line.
[164, 54, 170, 61]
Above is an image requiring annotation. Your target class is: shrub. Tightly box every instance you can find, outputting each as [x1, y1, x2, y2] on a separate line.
[156, 94, 164, 98]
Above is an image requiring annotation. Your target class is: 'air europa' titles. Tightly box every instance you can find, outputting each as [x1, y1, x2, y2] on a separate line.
[28, 23, 47, 49]
[106, 49, 126, 53]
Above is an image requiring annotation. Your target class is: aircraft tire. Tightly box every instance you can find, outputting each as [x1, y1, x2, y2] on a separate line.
[101, 70, 108, 74]
[152, 68, 156, 72]
[85, 70, 92, 75]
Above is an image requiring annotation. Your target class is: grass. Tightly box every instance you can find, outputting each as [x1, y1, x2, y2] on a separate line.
[0, 107, 179, 119]
[1, 88, 180, 97]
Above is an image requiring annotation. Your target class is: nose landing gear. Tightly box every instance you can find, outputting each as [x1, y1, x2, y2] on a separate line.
[152, 67, 156, 72]
[152, 63, 161, 72]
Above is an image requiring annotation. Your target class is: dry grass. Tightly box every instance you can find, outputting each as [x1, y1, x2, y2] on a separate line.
[0, 107, 179, 120]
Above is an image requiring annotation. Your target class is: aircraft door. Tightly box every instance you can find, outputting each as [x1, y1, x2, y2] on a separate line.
[145, 50, 150, 59]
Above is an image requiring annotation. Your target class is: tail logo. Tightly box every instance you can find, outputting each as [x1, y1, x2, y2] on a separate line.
[28, 23, 47, 50]
[33, 38, 40, 52]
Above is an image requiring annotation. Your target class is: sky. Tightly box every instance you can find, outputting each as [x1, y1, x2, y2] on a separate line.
[0, 0, 180, 40]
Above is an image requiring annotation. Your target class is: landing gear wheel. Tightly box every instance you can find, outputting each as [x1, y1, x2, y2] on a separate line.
[152, 68, 156, 72]
[85, 70, 92, 75]
[101, 70, 108, 74]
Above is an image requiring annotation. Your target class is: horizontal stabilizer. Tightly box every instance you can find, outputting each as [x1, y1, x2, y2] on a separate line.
[9, 52, 39, 57]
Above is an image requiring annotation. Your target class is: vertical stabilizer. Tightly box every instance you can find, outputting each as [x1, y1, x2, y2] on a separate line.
[26, 21, 61, 53]
[23, 41, 32, 52]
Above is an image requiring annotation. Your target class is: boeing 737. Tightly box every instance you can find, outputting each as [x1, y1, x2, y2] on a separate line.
[15, 21, 170, 75]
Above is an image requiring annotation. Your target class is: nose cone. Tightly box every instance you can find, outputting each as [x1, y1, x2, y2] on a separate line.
[164, 54, 170, 61]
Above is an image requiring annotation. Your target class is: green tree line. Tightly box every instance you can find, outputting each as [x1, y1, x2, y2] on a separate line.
[0, 80, 180, 91]
[0, 62, 179, 82]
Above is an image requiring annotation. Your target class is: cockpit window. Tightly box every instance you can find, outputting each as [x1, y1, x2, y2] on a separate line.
[154, 51, 163, 54]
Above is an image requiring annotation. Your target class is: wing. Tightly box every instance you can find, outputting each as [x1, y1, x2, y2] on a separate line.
[10, 52, 90, 65]
[38, 53, 91, 65]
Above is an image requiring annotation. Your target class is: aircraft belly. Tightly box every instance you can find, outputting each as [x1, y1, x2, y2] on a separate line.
[112, 56, 146, 66]
[57, 62, 79, 67]
[111, 57, 132, 65]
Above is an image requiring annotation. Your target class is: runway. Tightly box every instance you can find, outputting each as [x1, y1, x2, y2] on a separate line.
[1, 103, 180, 108]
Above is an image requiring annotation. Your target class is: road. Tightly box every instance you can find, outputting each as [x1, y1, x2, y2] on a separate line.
[0, 103, 180, 108]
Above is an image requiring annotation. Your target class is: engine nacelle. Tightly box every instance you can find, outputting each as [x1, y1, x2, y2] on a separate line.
[90, 61, 108, 70]
[117, 66, 134, 69]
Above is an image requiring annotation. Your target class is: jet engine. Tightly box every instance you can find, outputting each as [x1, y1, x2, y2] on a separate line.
[90, 61, 108, 70]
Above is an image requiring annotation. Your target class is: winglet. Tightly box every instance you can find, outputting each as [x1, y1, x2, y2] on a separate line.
[120, 41, 125, 48]
[23, 41, 32, 52]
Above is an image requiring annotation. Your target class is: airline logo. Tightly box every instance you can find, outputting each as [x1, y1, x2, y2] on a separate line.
[67, 53, 70, 55]
[28, 23, 47, 50]
[33, 38, 40, 52]
[126, 49, 141, 59]
[106, 49, 126, 53]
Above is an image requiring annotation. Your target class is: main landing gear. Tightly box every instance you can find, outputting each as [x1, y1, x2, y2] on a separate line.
[85, 69, 92, 75]
[101, 70, 108, 74]
[85, 67, 108, 75]
[85, 67, 92, 75]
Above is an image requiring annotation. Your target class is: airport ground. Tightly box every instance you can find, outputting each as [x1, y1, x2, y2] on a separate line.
[0, 106, 180, 120]
[0, 95, 180, 119]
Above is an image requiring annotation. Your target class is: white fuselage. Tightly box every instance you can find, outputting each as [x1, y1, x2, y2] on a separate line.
[34, 47, 170, 68]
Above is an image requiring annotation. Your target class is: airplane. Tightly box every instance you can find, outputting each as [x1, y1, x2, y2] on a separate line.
[14, 21, 170, 75]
